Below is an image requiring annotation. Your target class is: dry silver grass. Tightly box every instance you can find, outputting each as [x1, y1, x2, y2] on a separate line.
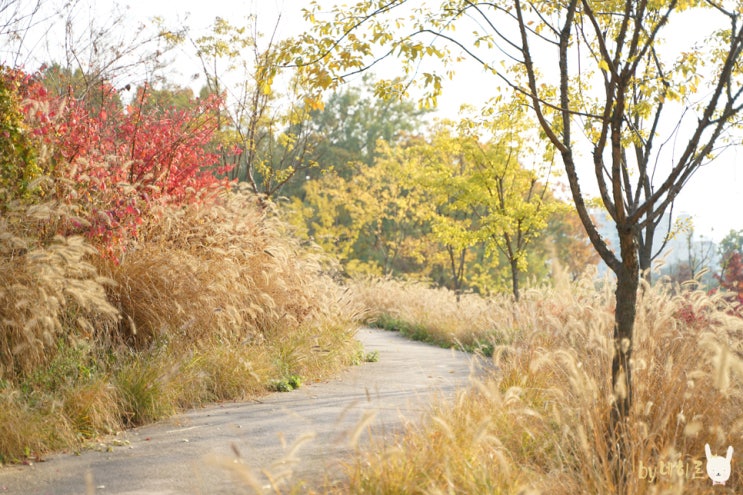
[349, 277, 516, 349]
[0, 194, 119, 379]
[62, 376, 122, 439]
[340, 274, 743, 494]
[100, 185, 361, 349]
[0, 181, 362, 461]
[205, 433, 319, 494]
[93, 187, 363, 422]
[0, 389, 77, 462]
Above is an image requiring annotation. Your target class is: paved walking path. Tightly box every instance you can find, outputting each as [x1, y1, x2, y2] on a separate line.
[0, 328, 480, 495]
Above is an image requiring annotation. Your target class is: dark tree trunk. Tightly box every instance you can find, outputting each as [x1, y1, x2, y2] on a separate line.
[447, 245, 466, 302]
[510, 257, 520, 302]
[609, 224, 639, 490]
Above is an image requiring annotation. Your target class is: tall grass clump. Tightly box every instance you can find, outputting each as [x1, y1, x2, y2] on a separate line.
[340, 273, 743, 494]
[0, 70, 363, 463]
[0, 181, 362, 463]
[0, 182, 120, 380]
[102, 186, 338, 347]
[99, 186, 364, 408]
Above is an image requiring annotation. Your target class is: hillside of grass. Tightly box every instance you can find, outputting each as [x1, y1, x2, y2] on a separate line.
[332, 274, 743, 494]
[0, 181, 363, 464]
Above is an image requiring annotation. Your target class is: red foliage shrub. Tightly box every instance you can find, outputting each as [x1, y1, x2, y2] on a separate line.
[18, 73, 234, 258]
[672, 301, 710, 329]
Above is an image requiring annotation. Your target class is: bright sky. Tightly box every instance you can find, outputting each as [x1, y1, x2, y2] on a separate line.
[22, 0, 743, 243]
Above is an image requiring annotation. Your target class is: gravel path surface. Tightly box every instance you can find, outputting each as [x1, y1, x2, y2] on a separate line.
[0, 328, 480, 495]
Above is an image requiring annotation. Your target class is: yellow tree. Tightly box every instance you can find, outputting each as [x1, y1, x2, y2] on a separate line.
[291, 171, 362, 269]
[415, 107, 562, 301]
[466, 143, 559, 302]
[295, 139, 432, 276]
[462, 110, 560, 302]
[299, 0, 743, 481]
[411, 126, 481, 297]
[295, 118, 565, 296]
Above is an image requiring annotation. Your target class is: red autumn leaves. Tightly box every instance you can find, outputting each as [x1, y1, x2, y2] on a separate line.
[7, 68, 234, 257]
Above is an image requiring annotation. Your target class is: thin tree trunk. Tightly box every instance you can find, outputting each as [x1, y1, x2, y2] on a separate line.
[609, 225, 639, 490]
[510, 257, 520, 302]
[447, 245, 466, 302]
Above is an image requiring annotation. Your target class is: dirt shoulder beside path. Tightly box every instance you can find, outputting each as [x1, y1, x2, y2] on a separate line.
[0, 328, 481, 495]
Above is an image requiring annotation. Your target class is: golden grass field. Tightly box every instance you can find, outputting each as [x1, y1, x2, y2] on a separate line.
[337, 274, 743, 494]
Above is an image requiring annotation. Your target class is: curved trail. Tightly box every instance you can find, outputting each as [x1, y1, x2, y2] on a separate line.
[0, 328, 480, 494]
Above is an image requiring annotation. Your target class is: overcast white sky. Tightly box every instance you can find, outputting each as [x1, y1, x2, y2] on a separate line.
[20, 0, 743, 244]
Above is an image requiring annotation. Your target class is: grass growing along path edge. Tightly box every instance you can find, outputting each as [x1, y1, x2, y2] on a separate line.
[335, 275, 743, 495]
[0, 187, 364, 464]
[4, 183, 743, 495]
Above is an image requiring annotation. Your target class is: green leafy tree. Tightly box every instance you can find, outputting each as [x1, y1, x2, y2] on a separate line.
[309, 76, 427, 173]
[718, 229, 743, 261]
[281, 76, 428, 201]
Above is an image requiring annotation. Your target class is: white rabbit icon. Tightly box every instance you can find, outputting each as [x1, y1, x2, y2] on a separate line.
[705, 443, 733, 486]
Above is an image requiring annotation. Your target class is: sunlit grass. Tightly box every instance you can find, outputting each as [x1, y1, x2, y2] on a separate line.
[0, 182, 362, 463]
[336, 272, 743, 494]
[4, 174, 742, 494]
[350, 277, 519, 354]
